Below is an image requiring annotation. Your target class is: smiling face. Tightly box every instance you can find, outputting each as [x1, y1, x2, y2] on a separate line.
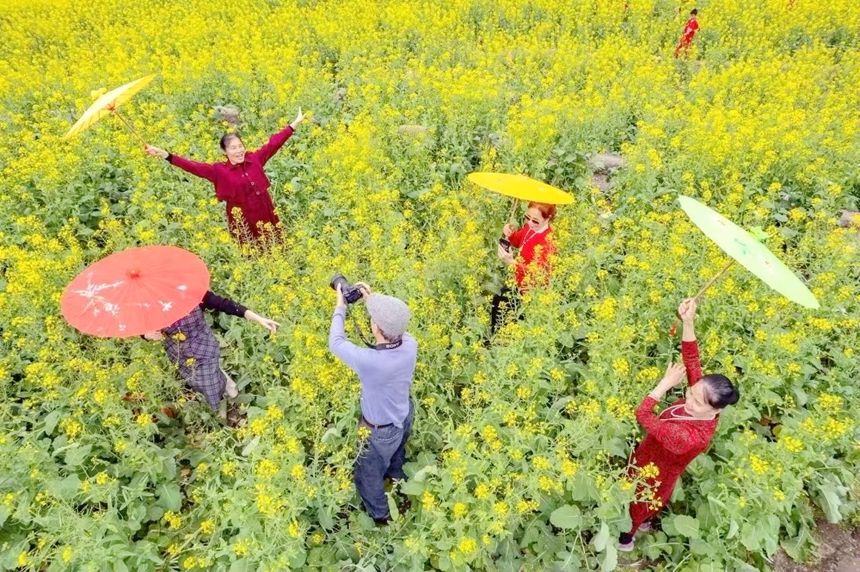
[684, 381, 718, 418]
[221, 135, 246, 164]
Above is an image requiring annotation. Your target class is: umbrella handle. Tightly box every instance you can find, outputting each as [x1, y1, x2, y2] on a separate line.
[508, 198, 520, 224]
[668, 259, 734, 339]
[111, 109, 147, 147]
[693, 260, 734, 301]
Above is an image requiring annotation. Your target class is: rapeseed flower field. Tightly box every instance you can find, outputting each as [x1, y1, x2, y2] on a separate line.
[0, 0, 858, 570]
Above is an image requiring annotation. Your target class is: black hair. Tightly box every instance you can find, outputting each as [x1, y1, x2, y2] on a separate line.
[219, 132, 243, 150]
[691, 8, 698, 15]
[701, 374, 739, 409]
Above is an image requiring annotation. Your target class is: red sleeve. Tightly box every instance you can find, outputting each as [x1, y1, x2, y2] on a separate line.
[508, 225, 527, 248]
[168, 154, 218, 183]
[681, 340, 703, 386]
[253, 125, 295, 165]
[635, 396, 700, 455]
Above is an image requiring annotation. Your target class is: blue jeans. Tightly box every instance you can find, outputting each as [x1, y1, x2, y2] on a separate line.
[354, 403, 414, 520]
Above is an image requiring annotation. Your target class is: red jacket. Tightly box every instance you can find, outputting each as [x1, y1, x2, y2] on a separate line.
[508, 224, 555, 291]
[168, 125, 295, 241]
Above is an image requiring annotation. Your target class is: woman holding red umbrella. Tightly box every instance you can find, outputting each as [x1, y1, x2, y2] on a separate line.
[61, 246, 279, 415]
[143, 290, 278, 411]
[144, 109, 306, 242]
[618, 298, 739, 551]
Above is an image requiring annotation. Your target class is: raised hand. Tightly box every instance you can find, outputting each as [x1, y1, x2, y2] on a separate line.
[144, 144, 168, 159]
[649, 362, 687, 401]
[290, 108, 305, 129]
[354, 281, 372, 300]
[678, 298, 697, 323]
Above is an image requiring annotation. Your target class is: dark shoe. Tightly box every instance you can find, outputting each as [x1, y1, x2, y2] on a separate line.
[374, 515, 391, 526]
[618, 532, 634, 552]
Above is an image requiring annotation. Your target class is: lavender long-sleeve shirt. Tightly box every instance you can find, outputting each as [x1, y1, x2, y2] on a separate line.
[328, 306, 417, 427]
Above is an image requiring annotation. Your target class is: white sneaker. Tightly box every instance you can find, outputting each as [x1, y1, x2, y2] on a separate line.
[618, 539, 635, 552]
[638, 521, 653, 533]
[223, 370, 238, 399]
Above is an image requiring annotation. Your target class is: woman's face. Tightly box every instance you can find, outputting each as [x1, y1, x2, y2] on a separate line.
[223, 137, 246, 164]
[524, 207, 547, 230]
[685, 382, 719, 418]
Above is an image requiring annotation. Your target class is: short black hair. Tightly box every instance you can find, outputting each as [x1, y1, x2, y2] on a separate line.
[702, 374, 739, 409]
[219, 133, 242, 150]
[691, 8, 698, 15]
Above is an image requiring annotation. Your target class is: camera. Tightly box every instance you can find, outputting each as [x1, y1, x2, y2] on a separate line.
[330, 273, 364, 304]
[498, 237, 512, 252]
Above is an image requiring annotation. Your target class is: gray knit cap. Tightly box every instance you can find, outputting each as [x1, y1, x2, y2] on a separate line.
[366, 293, 411, 339]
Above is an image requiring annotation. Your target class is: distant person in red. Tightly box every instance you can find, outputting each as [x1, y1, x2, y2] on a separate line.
[674, 8, 700, 58]
[145, 109, 306, 243]
[618, 298, 740, 552]
[490, 201, 557, 334]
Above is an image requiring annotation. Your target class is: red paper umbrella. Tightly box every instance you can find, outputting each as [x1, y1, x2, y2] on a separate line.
[61, 246, 210, 338]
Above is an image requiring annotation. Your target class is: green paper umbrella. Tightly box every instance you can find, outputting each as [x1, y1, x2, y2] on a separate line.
[678, 195, 819, 309]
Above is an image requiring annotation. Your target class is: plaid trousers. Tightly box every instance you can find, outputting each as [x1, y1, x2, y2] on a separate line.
[162, 307, 226, 410]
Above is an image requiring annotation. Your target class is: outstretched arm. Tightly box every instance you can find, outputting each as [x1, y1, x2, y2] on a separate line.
[202, 291, 279, 333]
[146, 144, 217, 182]
[678, 298, 703, 385]
[254, 109, 305, 165]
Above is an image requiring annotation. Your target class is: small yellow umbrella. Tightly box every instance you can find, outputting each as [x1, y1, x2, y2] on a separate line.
[468, 172, 574, 204]
[64, 74, 155, 144]
[468, 172, 573, 223]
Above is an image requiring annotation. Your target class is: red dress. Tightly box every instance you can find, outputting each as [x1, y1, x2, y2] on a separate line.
[674, 17, 699, 57]
[167, 125, 295, 241]
[627, 340, 719, 532]
[507, 224, 555, 291]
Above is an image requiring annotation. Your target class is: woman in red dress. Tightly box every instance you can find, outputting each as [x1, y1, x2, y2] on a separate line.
[619, 298, 740, 551]
[144, 109, 305, 243]
[674, 8, 700, 58]
[490, 201, 557, 333]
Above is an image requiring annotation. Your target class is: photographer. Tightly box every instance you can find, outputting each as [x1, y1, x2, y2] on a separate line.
[328, 278, 418, 524]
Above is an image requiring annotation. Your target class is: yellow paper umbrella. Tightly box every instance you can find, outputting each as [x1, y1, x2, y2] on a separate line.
[468, 171, 574, 225]
[467, 172, 574, 205]
[64, 74, 155, 143]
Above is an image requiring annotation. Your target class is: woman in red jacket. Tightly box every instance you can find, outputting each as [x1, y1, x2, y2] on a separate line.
[490, 201, 556, 334]
[144, 109, 305, 242]
[619, 298, 739, 551]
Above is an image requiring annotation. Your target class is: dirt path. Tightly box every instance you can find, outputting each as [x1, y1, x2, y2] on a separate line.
[773, 522, 860, 572]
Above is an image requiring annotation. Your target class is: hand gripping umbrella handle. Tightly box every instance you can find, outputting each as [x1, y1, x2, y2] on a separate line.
[508, 198, 520, 224]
